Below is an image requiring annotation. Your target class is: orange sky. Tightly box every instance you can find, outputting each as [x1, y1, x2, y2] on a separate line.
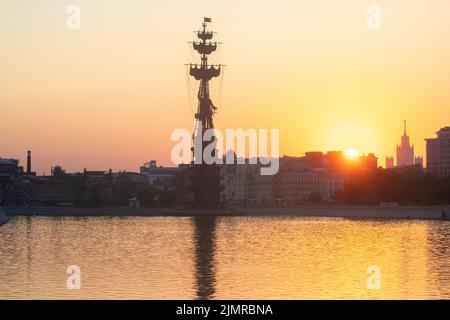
[1, 0, 449, 174]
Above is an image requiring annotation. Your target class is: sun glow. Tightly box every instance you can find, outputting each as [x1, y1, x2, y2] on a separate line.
[344, 149, 359, 159]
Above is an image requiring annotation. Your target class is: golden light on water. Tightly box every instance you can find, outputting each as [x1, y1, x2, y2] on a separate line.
[1, 216, 449, 299]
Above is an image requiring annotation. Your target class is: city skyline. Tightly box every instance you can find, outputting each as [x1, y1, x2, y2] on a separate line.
[1, 3, 450, 303]
[1, 0, 450, 174]
[0, 119, 432, 175]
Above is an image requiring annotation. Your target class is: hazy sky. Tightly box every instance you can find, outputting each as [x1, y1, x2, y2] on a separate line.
[1, 0, 449, 174]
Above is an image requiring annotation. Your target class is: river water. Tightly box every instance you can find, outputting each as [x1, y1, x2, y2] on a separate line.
[0, 216, 449, 299]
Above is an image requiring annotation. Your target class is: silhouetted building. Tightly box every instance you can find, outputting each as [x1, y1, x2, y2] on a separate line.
[386, 156, 394, 169]
[0, 158, 20, 176]
[79, 169, 114, 203]
[304, 152, 324, 168]
[415, 156, 424, 168]
[31, 180, 74, 204]
[396, 120, 414, 167]
[140, 160, 178, 191]
[1, 154, 36, 205]
[112, 172, 147, 184]
[304, 151, 378, 171]
[0, 159, 19, 205]
[426, 126, 450, 177]
[220, 154, 349, 205]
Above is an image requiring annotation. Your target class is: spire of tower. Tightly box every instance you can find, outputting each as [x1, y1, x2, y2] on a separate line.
[404, 120, 407, 136]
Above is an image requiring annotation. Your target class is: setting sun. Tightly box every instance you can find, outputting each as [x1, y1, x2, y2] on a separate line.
[0, 0, 450, 303]
[344, 149, 359, 159]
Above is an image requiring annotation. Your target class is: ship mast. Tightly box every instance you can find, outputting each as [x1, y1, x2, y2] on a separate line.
[190, 18, 221, 145]
[188, 17, 223, 207]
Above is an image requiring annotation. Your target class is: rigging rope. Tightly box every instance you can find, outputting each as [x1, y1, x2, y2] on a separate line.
[185, 64, 196, 115]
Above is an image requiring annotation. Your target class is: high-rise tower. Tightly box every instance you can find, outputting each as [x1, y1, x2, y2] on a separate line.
[396, 120, 414, 167]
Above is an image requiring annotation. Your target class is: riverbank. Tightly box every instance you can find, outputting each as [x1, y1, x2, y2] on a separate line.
[3, 205, 450, 220]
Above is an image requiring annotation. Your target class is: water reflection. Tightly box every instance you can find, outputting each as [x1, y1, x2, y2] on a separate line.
[192, 216, 217, 300]
[26, 217, 32, 285]
[0, 216, 449, 299]
[426, 222, 450, 298]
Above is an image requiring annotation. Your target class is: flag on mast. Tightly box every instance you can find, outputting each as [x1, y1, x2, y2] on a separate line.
[204, 17, 212, 23]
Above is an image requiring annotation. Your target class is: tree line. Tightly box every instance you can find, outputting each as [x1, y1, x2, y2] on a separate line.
[333, 167, 450, 205]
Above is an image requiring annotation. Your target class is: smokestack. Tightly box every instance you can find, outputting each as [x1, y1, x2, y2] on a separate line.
[27, 150, 31, 173]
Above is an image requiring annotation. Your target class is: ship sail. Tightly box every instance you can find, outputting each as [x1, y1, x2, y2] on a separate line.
[197, 31, 213, 41]
[189, 64, 221, 81]
[193, 41, 217, 55]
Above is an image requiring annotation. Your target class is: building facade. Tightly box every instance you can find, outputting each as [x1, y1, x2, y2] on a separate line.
[220, 163, 252, 205]
[426, 127, 450, 178]
[220, 154, 348, 206]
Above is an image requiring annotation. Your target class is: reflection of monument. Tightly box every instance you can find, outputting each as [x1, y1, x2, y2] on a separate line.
[192, 216, 217, 300]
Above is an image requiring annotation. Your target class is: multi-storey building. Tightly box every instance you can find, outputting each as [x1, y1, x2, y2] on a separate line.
[220, 163, 252, 205]
[220, 154, 347, 206]
[426, 126, 450, 178]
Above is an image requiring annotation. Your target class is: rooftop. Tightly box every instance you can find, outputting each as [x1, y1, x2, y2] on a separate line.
[437, 126, 450, 137]
[425, 126, 450, 140]
[0, 158, 18, 165]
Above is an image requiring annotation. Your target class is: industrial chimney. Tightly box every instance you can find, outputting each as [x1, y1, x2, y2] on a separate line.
[27, 150, 31, 174]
